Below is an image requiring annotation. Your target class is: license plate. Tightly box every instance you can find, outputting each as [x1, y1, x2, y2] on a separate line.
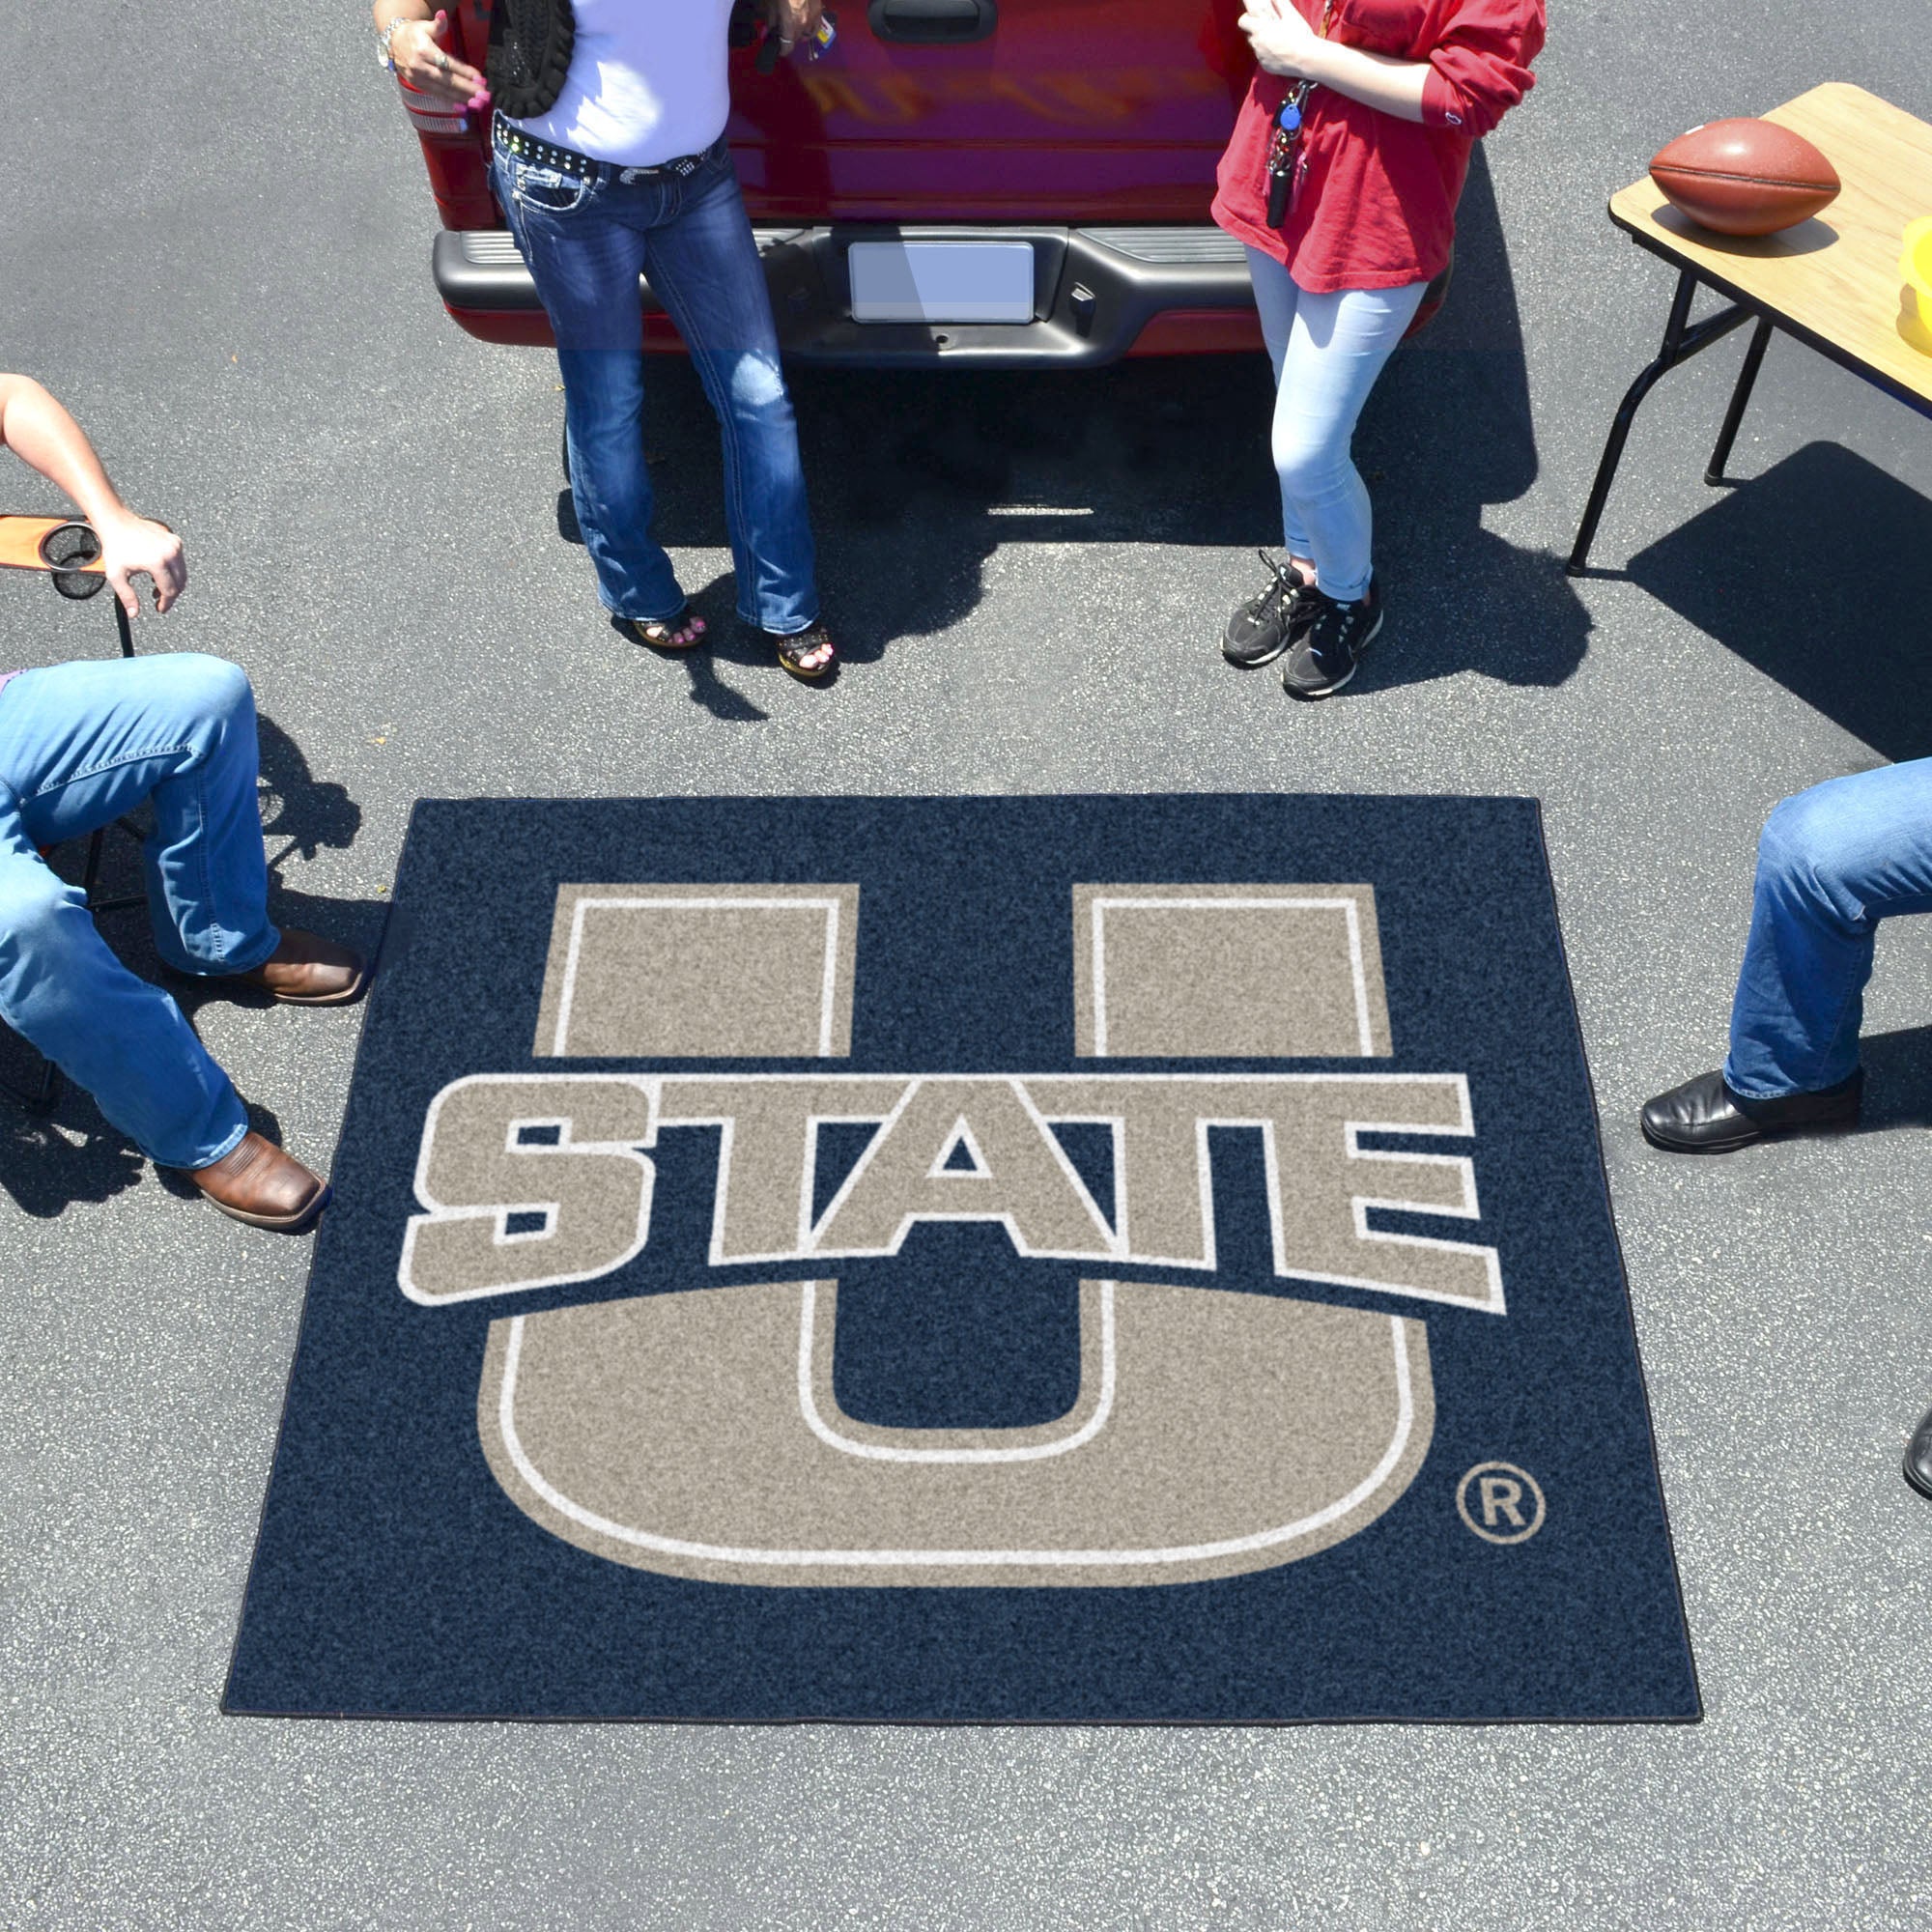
[847, 242, 1036, 325]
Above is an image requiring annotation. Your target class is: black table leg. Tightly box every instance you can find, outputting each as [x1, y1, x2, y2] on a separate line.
[1705, 317, 1775, 485]
[1566, 269, 1757, 576]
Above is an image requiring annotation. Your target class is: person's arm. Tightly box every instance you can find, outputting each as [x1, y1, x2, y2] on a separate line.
[1238, 0, 1541, 134]
[1237, 1, 1428, 120]
[372, 1, 489, 109]
[0, 374, 185, 616]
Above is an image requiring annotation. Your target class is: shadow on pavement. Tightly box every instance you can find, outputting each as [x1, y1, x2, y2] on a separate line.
[1860, 1024, 1932, 1132]
[562, 495, 779, 719]
[1350, 143, 1592, 695]
[0, 1106, 146, 1219]
[258, 712, 362, 867]
[593, 592, 776, 722]
[617, 347, 1284, 669]
[1626, 441, 1932, 762]
[588, 146, 1584, 682]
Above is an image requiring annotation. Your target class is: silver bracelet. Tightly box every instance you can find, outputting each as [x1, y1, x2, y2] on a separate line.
[376, 14, 417, 73]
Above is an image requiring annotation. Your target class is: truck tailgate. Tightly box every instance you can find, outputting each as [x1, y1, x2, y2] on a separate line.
[727, 0, 1253, 224]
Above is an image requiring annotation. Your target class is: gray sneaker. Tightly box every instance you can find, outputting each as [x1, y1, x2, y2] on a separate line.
[1222, 552, 1317, 668]
[1282, 576, 1383, 699]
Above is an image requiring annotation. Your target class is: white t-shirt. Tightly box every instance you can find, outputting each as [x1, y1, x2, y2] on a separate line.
[507, 0, 737, 169]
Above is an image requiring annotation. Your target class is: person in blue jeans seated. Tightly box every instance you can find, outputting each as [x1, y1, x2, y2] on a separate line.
[1638, 757, 1932, 1499]
[0, 374, 364, 1232]
[376, 0, 837, 681]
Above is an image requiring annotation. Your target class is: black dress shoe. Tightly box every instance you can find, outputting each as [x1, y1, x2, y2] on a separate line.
[1639, 1066, 1862, 1153]
[1905, 1406, 1932, 1501]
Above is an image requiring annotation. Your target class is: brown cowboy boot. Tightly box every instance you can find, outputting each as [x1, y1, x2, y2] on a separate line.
[186, 1131, 331, 1231]
[226, 929, 367, 1006]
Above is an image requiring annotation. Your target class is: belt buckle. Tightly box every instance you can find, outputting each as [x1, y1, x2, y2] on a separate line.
[618, 164, 659, 185]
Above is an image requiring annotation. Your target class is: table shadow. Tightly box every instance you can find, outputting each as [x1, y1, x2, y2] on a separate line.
[1626, 441, 1932, 762]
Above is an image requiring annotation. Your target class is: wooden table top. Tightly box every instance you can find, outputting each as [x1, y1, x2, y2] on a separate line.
[1609, 82, 1932, 411]
[0, 514, 103, 576]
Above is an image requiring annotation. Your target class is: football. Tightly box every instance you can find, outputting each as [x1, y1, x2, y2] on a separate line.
[1649, 118, 1841, 237]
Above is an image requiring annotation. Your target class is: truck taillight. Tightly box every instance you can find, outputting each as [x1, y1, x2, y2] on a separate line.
[398, 76, 469, 139]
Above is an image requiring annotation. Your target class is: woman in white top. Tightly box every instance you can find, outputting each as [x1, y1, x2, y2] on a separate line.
[377, 0, 837, 679]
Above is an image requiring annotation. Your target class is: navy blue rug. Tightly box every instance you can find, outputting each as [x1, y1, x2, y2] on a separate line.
[225, 795, 1698, 1723]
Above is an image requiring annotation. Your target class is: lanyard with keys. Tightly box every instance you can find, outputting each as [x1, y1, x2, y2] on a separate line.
[1263, 0, 1335, 227]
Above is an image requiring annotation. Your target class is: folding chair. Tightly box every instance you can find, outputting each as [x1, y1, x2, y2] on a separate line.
[0, 516, 147, 1111]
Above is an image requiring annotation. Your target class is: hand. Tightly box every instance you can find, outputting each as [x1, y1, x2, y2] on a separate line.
[765, 0, 824, 59]
[391, 10, 490, 110]
[1237, 0, 1326, 80]
[97, 510, 185, 617]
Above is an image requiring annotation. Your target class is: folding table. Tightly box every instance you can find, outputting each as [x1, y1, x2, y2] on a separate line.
[1568, 83, 1932, 575]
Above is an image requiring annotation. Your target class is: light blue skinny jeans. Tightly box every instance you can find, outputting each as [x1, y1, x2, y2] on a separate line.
[0, 654, 274, 1167]
[1245, 247, 1426, 605]
[494, 132, 820, 635]
[1723, 757, 1932, 1099]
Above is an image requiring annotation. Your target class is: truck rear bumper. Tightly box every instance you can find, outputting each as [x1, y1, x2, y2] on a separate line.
[433, 223, 1264, 366]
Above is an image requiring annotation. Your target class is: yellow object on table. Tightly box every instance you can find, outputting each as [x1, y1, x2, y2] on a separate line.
[1903, 215, 1932, 355]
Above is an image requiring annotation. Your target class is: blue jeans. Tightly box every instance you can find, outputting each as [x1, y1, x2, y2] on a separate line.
[1244, 249, 1426, 604]
[1724, 758, 1932, 1098]
[0, 654, 276, 1167]
[493, 134, 820, 635]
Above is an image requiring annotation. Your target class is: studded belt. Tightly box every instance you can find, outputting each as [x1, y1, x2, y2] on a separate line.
[493, 113, 719, 184]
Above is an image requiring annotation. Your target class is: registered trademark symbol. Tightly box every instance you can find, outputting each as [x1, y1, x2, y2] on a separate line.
[1456, 1462, 1546, 1544]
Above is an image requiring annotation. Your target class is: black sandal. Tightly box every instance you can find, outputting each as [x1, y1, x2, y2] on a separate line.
[767, 621, 837, 682]
[625, 604, 707, 652]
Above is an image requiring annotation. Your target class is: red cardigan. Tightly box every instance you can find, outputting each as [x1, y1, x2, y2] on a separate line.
[1210, 0, 1545, 294]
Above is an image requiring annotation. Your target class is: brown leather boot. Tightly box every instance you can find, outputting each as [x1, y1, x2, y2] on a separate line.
[228, 929, 367, 1006]
[187, 1131, 330, 1231]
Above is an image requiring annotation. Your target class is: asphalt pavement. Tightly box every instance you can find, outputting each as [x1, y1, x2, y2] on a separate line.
[3, 1, 1930, 1925]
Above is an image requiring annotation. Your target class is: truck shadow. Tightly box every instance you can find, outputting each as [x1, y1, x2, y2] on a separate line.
[626, 146, 1587, 681]
[0, 713, 383, 1219]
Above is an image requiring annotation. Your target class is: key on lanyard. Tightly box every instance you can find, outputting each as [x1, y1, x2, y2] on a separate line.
[1264, 82, 1313, 228]
[1261, 0, 1333, 227]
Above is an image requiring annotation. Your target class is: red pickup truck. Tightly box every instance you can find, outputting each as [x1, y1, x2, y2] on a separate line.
[412, 0, 1442, 365]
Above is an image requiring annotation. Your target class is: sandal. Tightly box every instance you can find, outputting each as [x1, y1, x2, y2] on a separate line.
[625, 604, 707, 652]
[768, 621, 837, 682]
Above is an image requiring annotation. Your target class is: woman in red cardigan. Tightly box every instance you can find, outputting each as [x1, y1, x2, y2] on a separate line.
[1214, 0, 1545, 697]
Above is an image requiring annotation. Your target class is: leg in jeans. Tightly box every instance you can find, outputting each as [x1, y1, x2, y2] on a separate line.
[1244, 247, 1424, 602]
[495, 144, 818, 632]
[0, 654, 274, 1165]
[1724, 757, 1932, 1098]
[1246, 247, 1316, 569]
[639, 156, 817, 634]
[494, 150, 685, 624]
